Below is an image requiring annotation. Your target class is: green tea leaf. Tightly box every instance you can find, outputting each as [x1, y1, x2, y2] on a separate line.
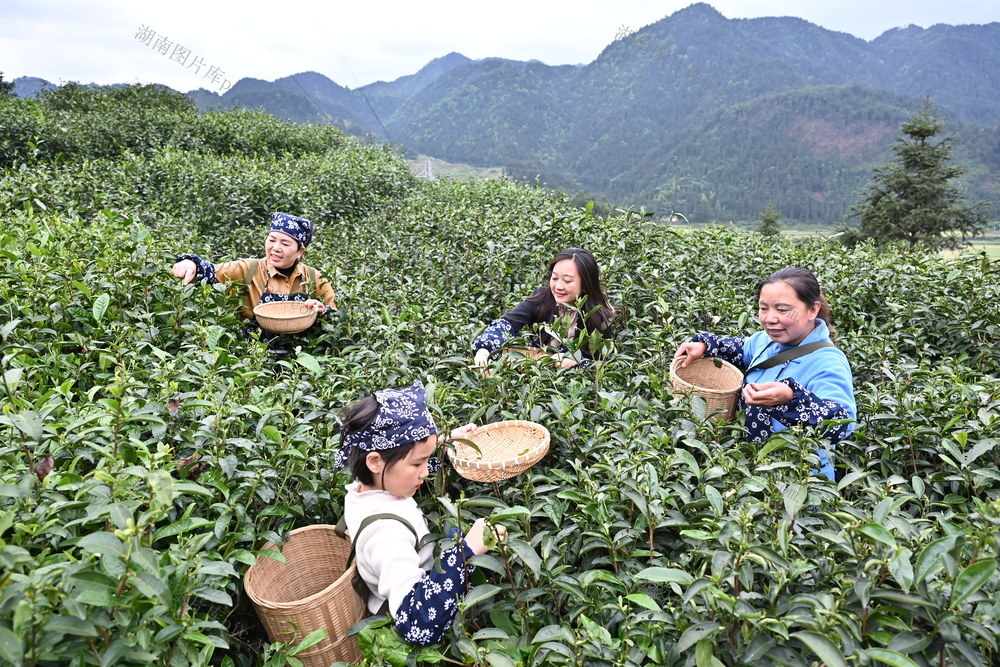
[43, 615, 99, 638]
[696, 638, 721, 667]
[206, 325, 225, 349]
[677, 622, 723, 653]
[4, 412, 43, 443]
[889, 548, 914, 593]
[3, 368, 22, 392]
[531, 625, 569, 644]
[77, 532, 126, 559]
[746, 546, 790, 569]
[791, 631, 846, 667]
[950, 558, 997, 607]
[295, 352, 322, 374]
[782, 482, 807, 519]
[914, 535, 960, 583]
[153, 517, 213, 541]
[704, 485, 723, 516]
[132, 572, 170, 604]
[490, 506, 530, 522]
[484, 651, 516, 667]
[865, 648, 921, 667]
[461, 584, 502, 608]
[756, 437, 792, 461]
[507, 538, 541, 576]
[635, 567, 694, 586]
[858, 523, 896, 549]
[625, 593, 661, 612]
[290, 628, 328, 654]
[92, 293, 110, 323]
[0, 624, 24, 666]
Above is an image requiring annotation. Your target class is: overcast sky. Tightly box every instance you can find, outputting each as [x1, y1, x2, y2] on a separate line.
[3, 1, 998, 93]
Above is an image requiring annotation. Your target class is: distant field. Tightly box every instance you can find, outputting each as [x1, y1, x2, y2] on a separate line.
[407, 155, 505, 180]
[707, 220, 1000, 258]
[402, 171, 1000, 258]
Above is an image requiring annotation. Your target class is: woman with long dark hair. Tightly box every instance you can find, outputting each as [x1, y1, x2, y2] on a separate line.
[473, 248, 615, 369]
[673, 267, 856, 480]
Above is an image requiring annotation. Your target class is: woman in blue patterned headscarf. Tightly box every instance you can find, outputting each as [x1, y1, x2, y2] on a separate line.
[170, 212, 337, 322]
[337, 381, 505, 646]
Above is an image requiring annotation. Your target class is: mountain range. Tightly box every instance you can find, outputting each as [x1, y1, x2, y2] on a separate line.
[14, 3, 1000, 222]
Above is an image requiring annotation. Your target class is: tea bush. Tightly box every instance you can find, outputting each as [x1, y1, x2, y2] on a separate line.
[0, 87, 998, 666]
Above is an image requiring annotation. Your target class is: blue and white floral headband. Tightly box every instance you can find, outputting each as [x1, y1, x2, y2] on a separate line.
[336, 381, 440, 471]
[270, 212, 314, 247]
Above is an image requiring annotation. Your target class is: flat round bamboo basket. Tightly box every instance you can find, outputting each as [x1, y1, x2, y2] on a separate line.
[670, 356, 743, 422]
[244, 525, 364, 666]
[253, 301, 317, 334]
[447, 420, 550, 482]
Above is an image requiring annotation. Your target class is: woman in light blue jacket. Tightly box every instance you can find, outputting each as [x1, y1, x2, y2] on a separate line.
[674, 267, 856, 480]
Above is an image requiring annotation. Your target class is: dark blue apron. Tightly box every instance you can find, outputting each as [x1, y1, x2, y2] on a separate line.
[246, 266, 313, 355]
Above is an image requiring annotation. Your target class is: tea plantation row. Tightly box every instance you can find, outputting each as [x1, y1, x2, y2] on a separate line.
[0, 86, 998, 666]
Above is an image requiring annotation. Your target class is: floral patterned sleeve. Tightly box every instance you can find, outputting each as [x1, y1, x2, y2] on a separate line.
[690, 332, 747, 370]
[394, 540, 478, 646]
[766, 378, 853, 443]
[472, 291, 545, 354]
[472, 318, 514, 354]
[176, 254, 217, 284]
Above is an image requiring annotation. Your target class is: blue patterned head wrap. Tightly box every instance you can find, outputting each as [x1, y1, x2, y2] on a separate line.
[269, 212, 314, 247]
[336, 381, 440, 471]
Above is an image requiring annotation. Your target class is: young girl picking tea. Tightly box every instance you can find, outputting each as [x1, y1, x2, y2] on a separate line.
[337, 381, 505, 646]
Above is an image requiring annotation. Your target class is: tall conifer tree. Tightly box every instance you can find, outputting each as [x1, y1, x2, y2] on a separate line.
[848, 102, 989, 250]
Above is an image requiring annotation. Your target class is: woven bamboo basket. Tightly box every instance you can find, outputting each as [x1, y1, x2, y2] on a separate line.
[670, 356, 743, 422]
[447, 420, 550, 482]
[253, 301, 318, 334]
[244, 524, 364, 665]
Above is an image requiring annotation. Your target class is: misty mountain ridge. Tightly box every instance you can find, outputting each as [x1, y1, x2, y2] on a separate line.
[14, 3, 1000, 222]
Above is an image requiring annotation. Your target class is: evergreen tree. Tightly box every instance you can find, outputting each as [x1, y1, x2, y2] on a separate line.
[847, 102, 989, 250]
[0, 72, 14, 97]
[757, 201, 782, 236]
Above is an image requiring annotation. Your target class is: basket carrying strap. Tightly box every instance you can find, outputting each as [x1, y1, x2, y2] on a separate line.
[335, 513, 418, 606]
[744, 341, 835, 376]
[307, 266, 317, 294]
[244, 259, 260, 291]
[245, 260, 317, 299]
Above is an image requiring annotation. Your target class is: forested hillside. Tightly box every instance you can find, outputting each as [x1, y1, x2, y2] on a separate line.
[1, 85, 998, 667]
[14, 4, 1000, 221]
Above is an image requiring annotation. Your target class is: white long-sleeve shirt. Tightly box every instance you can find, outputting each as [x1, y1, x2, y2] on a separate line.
[344, 482, 434, 615]
[343, 482, 478, 646]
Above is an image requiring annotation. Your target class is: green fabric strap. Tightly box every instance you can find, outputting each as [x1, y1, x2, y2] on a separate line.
[336, 513, 418, 602]
[745, 340, 836, 376]
[246, 260, 317, 298]
[244, 259, 260, 291]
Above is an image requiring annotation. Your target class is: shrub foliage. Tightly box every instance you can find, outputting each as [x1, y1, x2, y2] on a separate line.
[0, 86, 998, 667]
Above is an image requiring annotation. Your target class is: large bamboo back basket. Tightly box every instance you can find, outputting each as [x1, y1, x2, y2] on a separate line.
[670, 356, 743, 422]
[244, 524, 365, 665]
